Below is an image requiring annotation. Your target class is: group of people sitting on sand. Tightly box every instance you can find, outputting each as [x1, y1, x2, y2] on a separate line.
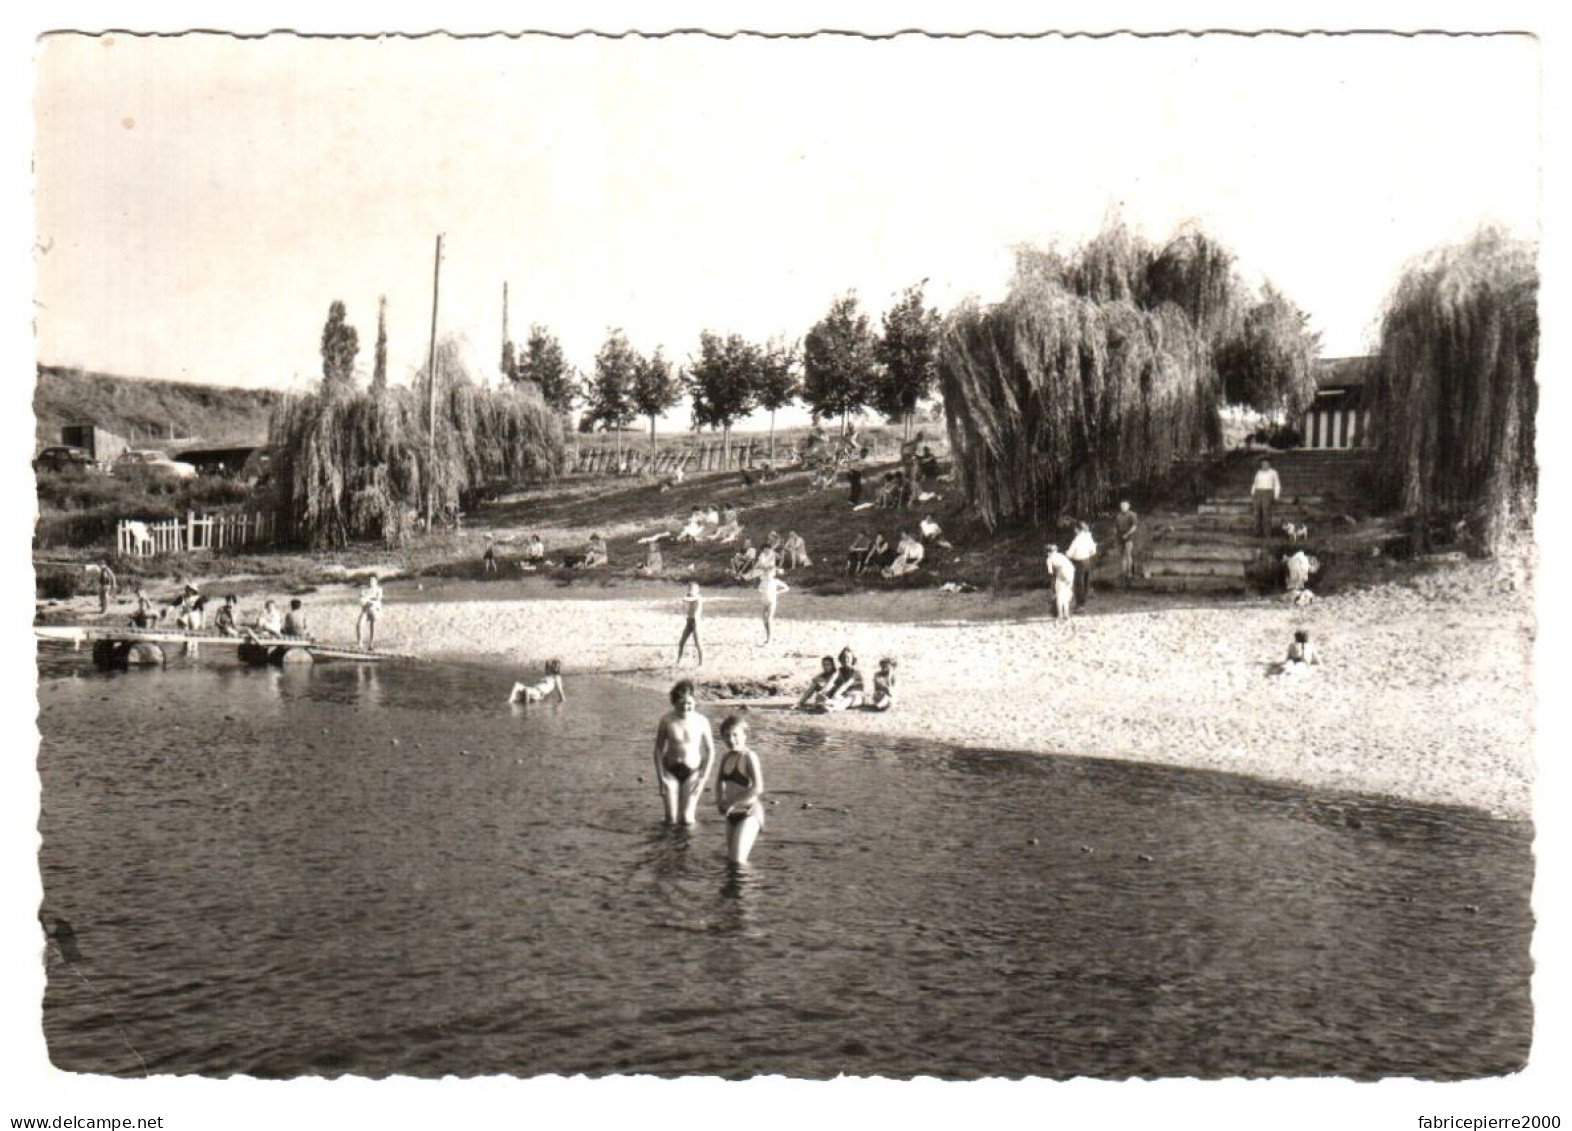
[795, 647, 896, 713]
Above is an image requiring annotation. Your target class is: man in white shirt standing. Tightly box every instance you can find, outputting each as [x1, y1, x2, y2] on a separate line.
[1066, 521, 1098, 608]
[1252, 457, 1282, 539]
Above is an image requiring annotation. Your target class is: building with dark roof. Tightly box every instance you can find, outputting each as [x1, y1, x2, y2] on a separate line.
[1302, 356, 1376, 449]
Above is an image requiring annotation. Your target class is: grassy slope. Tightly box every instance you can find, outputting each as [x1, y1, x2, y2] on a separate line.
[33, 366, 282, 450]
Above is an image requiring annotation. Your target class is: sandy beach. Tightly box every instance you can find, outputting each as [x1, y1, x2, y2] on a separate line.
[247, 559, 1537, 820]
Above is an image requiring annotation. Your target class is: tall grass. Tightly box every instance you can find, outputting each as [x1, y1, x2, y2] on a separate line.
[271, 337, 565, 547]
[1370, 228, 1538, 552]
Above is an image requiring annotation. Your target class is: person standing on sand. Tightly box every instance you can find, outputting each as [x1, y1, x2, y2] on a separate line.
[1115, 501, 1139, 583]
[95, 561, 117, 614]
[715, 715, 766, 866]
[356, 575, 383, 650]
[677, 582, 704, 667]
[483, 542, 499, 575]
[758, 568, 790, 644]
[1066, 521, 1098, 608]
[1045, 543, 1075, 620]
[1252, 457, 1282, 539]
[653, 680, 715, 826]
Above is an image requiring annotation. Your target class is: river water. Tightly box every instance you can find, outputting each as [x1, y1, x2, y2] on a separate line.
[35, 646, 1533, 1079]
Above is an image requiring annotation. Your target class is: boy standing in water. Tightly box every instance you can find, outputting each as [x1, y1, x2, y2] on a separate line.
[652, 680, 714, 826]
[677, 582, 704, 667]
[356, 575, 383, 650]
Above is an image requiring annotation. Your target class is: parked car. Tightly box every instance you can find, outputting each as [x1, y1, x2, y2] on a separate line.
[32, 445, 96, 474]
[114, 449, 199, 481]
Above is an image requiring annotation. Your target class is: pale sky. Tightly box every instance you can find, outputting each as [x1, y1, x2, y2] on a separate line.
[34, 32, 1540, 424]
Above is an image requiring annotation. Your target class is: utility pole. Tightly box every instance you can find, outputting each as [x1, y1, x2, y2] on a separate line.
[425, 234, 444, 532]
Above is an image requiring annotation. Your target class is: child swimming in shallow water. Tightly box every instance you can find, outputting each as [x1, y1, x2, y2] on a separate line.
[510, 659, 566, 703]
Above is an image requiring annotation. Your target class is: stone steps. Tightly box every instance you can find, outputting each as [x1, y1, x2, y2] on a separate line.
[1197, 499, 1323, 517]
[1146, 540, 1259, 564]
[1143, 557, 1250, 579]
[1130, 573, 1250, 594]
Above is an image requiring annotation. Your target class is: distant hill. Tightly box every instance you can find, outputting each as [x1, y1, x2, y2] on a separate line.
[33, 366, 284, 451]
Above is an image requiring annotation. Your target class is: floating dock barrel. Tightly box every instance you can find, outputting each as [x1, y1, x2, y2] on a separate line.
[92, 640, 165, 670]
[238, 641, 313, 666]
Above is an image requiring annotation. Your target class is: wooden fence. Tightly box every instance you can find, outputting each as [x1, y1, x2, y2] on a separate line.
[568, 433, 949, 478]
[116, 511, 277, 557]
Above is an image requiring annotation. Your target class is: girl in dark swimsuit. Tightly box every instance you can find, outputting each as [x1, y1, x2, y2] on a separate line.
[716, 715, 765, 865]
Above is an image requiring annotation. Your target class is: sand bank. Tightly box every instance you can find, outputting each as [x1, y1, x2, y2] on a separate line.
[275, 562, 1535, 820]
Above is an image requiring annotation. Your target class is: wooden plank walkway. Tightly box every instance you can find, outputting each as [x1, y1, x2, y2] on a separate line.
[34, 625, 417, 662]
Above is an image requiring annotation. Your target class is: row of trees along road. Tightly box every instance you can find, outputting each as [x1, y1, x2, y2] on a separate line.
[499, 282, 947, 463]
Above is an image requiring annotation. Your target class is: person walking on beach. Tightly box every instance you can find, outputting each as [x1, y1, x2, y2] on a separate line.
[716, 714, 766, 866]
[677, 582, 704, 667]
[1066, 521, 1098, 608]
[1045, 543, 1075, 620]
[653, 680, 715, 826]
[1115, 501, 1139, 583]
[1252, 457, 1282, 539]
[356, 575, 383, 650]
[758, 568, 790, 644]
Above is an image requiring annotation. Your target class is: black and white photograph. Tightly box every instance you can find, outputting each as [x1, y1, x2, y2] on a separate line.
[5, 7, 1568, 1129]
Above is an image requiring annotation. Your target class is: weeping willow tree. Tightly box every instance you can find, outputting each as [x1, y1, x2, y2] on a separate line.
[1370, 228, 1538, 552]
[944, 219, 1318, 528]
[940, 277, 1221, 528]
[272, 335, 565, 547]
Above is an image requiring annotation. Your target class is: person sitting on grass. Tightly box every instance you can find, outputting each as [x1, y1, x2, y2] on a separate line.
[846, 532, 872, 577]
[868, 658, 897, 711]
[919, 446, 941, 484]
[712, 506, 742, 544]
[780, 530, 812, 570]
[213, 594, 240, 637]
[510, 658, 566, 704]
[875, 472, 901, 509]
[796, 656, 840, 711]
[864, 532, 893, 575]
[526, 534, 547, 565]
[676, 508, 707, 543]
[637, 541, 664, 577]
[746, 532, 780, 579]
[732, 539, 760, 580]
[919, 514, 953, 549]
[882, 531, 925, 578]
[579, 534, 609, 569]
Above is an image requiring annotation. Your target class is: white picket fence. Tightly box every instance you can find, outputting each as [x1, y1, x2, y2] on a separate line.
[116, 511, 276, 557]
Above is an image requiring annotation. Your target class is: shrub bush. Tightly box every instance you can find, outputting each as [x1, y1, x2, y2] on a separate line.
[35, 564, 81, 599]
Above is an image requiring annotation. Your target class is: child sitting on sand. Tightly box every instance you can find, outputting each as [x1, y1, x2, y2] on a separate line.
[868, 658, 897, 711]
[510, 659, 566, 704]
[1270, 631, 1319, 677]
